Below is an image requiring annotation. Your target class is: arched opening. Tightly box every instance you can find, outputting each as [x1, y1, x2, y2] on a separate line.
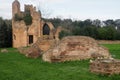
[14, 34, 16, 40]
[43, 24, 50, 35]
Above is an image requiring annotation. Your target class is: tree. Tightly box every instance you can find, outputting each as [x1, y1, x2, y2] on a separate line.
[115, 30, 120, 40]
[73, 26, 82, 35]
[84, 19, 92, 26]
[83, 26, 98, 39]
[97, 27, 108, 40]
[98, 26, 116, 40]
[5, 19, 12, 47]
[103, 19, 115, 27]
[0, 17, 5, 47]
[0, 17, 12, 48]
[106, 26, 116, 40]
[115, 19, 120, 30]
[0, 19, 8, 47]
[92, 19, 101, 27]
[59, 30, 72, 39]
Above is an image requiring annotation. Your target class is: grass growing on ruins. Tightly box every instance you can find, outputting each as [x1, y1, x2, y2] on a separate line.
[0, 44, 120, 80]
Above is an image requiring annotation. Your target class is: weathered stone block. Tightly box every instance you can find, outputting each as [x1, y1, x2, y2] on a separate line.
[18, 43, 42, 58]
[90, 59, 120, 75]
[0, 49, 8, 53]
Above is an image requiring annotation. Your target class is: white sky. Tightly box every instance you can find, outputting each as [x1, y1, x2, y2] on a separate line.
[0, 0, 120, 20]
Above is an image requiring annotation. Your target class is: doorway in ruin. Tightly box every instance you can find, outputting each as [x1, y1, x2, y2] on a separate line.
[43, 24, 50, 35]
[29, 35, 33, 44]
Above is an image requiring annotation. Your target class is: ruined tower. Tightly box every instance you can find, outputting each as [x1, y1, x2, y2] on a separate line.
[12, 0, 20, 17]
[12, 0, 56, 48]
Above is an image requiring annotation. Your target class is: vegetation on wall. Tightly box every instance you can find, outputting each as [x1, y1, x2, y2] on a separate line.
[14, 14, 23, 21]
[23, 12, 32, 25]
[14, 11, 32, 26]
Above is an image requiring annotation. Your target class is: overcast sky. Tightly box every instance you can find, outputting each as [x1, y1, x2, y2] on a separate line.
[0, 0, 120, 20]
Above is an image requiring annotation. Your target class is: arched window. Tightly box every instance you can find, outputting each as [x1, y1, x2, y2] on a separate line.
[43, 24, 50, 35]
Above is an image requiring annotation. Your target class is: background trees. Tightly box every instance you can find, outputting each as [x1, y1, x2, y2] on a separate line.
[0, 17, 12, 48]
[44, 18, 120, 40]
[1, 16, 120, 48]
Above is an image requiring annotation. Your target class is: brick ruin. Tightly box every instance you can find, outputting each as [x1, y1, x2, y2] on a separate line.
[12, 0, 60, 48]
[12, 1, 120, 76]
[13, 1, 111, 63]
[43, 36, 110, 62]
[90, 59, 120, 75]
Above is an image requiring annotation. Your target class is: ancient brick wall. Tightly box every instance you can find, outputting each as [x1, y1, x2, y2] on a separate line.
[90, 59, 120, 75]
[43, 36, 110, 62]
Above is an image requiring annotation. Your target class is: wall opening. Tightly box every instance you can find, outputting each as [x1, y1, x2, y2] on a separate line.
[29, 35, 33, 44]
[14, 34, 16, 40]
[43, 24, 50, 35]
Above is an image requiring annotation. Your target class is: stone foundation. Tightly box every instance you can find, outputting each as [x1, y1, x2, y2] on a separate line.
[90, 59, 120, 75]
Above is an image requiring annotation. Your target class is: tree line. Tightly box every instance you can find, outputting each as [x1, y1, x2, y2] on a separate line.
[1, 17, 120, 48]
[0, 17, 12, 48]
[44, 18, 120, 40]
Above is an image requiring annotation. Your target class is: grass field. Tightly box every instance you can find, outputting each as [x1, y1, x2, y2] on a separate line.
[0, 44, 120, 80]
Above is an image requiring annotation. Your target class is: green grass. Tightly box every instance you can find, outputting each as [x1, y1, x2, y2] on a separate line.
[102, 44, 120, 59]
[0, 44, 120, 80]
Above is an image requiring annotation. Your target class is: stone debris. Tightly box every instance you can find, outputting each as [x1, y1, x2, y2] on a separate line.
[36, 37, 58, 52]
[18, 42, 42, 58]
[90, 59, 120, 75]
[0, 49, 8, 53]
[43, 36, 110, 62]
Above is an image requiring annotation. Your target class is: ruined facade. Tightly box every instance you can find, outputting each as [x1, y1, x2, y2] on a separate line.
[12, 0, 56, 48]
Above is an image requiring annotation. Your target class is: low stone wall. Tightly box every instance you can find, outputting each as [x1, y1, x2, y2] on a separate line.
[90, 59, 120, 75]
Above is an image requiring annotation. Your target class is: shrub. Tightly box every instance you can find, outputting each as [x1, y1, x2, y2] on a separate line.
[14, 14, 23, 21]
[23, 13, 32, 25]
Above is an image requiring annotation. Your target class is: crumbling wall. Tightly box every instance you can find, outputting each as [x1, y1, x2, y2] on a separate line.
[18, 37, 58, 58]
[12, 0, 57, 48]
[43, 36, 110, 62]
[90, 59, 120, 75]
